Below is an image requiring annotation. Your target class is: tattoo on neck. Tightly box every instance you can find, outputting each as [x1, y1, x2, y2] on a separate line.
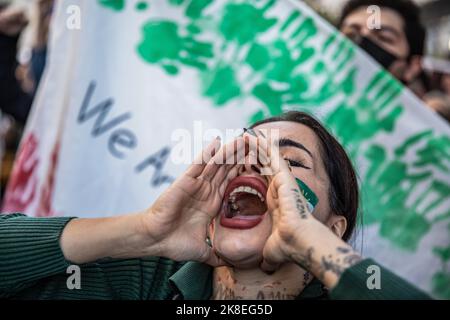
[257, 290, 297, 300]
[213, 277, 300, 300]
[213, 282, 243, 300]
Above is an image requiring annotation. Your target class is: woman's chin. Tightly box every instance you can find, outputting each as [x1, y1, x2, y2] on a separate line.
[218, 250, 263, 269]
[213, 237, 266, 269]
[211, 214, 271, 269]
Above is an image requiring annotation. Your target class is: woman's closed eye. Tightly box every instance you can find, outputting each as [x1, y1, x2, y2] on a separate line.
[285, 158, 311, 170]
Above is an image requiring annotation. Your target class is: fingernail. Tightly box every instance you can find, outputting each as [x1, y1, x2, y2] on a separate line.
[237, 128, 246, 138]
[246, 128, 258, 137]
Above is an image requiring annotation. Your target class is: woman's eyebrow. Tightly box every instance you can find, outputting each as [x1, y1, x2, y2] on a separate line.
[277, 138, 314, 160]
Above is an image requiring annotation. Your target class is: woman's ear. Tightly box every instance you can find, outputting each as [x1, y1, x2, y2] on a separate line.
[327, 214, 347, 239]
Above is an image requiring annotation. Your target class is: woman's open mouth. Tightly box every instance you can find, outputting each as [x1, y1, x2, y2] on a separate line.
[220, 175, 268, 229]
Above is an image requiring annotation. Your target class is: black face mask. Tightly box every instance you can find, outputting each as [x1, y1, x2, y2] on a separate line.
[357, 36, 399, 70]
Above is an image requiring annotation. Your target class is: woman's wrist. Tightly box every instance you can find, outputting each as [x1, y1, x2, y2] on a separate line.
[286, 218, 363, 289]
[111, 210, 164, 259]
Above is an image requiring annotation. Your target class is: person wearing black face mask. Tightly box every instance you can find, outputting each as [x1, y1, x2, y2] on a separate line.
[0, 3, 32, 125]
[338, 0, 426, 98]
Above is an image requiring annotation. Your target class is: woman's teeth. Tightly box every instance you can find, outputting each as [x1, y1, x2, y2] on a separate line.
[226, 186, 266, 218]
[228, 186, 265, 203]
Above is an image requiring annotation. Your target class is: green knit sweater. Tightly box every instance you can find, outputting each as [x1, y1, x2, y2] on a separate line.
[0, 213, 431, 300]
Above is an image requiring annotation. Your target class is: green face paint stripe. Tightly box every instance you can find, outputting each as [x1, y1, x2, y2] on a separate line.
[295, 178, 318, 212]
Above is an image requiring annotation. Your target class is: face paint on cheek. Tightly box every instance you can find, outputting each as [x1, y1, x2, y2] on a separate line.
[295, 178, 319, 213]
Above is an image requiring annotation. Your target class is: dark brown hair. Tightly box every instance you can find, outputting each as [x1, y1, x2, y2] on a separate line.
[250, 111, 359, 241]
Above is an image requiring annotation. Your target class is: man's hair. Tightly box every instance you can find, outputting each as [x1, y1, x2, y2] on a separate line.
[338, 0, 426, 57]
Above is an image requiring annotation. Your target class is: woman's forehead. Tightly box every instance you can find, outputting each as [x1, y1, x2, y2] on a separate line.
[253, 121, 320, 154]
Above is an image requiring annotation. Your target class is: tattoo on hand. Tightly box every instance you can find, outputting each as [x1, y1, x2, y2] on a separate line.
[291, 247, 314, 271]
[318, 246, 362, 282]
[291, 189, 309, 219]
[337, 246, 363, 266]
[319, 255, 345, 280]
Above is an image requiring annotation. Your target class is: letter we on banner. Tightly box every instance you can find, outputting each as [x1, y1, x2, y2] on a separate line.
[2, 0, 449, 298]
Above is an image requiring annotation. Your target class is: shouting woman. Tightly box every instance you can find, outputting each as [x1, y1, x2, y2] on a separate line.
[0, 111, 430, 300]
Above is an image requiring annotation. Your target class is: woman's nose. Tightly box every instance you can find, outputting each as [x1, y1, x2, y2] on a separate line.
[239, 153, 262, 175]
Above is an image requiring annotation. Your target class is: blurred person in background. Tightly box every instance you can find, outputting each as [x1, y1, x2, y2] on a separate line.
[30, 0, 52, 93]
[423, 91, 450, 123]
[338, 0, 430, 98]
[0, 0, 53, 198]
[0, 0, 52, 122]
[0, 1, 31, 124]
[423, 54, 450, 123]
[338, 0, 425, 89]
[0, 1, 29, 198]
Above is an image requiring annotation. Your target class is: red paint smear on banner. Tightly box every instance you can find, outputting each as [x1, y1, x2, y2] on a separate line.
[36, 141, 60, 217]
[2, 133, 60, 217]
[2, 133, 39, 213]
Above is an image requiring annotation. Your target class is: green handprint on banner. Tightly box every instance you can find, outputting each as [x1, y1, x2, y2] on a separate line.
[363, 145, 410, 223]
[412, 136, 450, 173]
[402, 132, 450, 223]
[220, 0, 277, 46]
[285, 33, 356, 107]
[432, 266, 450, 299]
[432, 226, 450, 299]
[137, 20, 214, 75]
[167, 0, 213, 19]
[246, 30, 357, 121]
[98, 0, 125, 11]
[201, 63, 241, 106]
[326, 70, 403, 156]
[362, 130, 450, 250]
[169, 0, 185, 5]
[243, 10, 318, 116]
[246, 10, 316, 78]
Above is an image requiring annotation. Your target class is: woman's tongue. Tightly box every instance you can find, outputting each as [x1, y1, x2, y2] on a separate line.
[226, 193, 267, 218]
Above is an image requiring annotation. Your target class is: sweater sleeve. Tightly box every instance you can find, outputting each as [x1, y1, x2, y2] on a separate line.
[0, 213, 74, 297]
[329, 258, 432, 300]
[0, 213, 182, 300]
